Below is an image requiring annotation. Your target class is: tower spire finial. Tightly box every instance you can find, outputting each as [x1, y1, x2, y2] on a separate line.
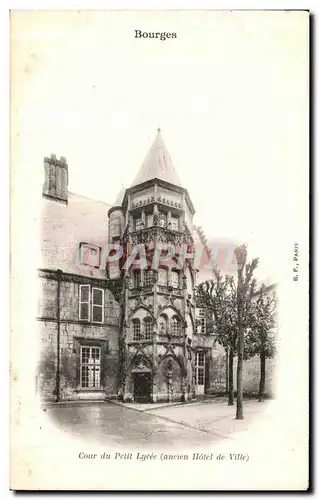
[131, 129, 182, 187]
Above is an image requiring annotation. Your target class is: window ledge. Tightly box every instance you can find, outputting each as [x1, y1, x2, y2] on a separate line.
[129, 340, 153, 345]
[77, 320, 105, 325]
[75, 389, 104, 393]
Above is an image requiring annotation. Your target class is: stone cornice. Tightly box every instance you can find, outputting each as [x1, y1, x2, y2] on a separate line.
[122, 178, 195, 215]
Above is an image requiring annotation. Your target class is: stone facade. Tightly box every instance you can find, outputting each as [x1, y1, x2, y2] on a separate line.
[105, 131, 217, 403]
[37, 270, 120, 401]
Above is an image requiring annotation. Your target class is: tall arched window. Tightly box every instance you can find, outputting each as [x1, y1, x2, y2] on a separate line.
[170, 316, 180, 336]
[143, 317, 153, 341]
[132, 319, 141, 341]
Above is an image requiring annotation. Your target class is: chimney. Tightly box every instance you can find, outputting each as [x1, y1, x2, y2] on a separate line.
[43, 154, 68, 203]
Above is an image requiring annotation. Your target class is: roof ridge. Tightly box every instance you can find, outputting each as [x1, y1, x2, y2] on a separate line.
[68, 191, 112, 206]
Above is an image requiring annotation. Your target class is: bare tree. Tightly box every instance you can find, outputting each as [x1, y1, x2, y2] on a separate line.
[196, 269, 237, 405]
[234, 245, 259, 419]
[197, 250, 259, 415]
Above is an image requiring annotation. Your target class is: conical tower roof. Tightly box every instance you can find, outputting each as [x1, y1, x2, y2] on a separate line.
[131, 129, 182, 187]
[113, 184, 126, 207]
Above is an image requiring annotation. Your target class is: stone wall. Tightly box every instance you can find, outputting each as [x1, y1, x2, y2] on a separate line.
[38, 278, 58, 319]
[154, 357, 183, 402]
[207, 346, 276, 396]
[233, 356, 276, 396]
[38, 272, 120, 402]
[37, 321, 58, 401]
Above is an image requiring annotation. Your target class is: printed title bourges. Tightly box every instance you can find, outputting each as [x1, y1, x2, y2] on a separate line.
[134, 30, 177, 40]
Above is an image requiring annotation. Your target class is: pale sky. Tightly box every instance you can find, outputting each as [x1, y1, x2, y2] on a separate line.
[11, 10, 309, 283]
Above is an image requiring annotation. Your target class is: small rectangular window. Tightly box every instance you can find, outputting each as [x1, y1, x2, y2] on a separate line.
[110, 220, 121, 238]
[171, 271, 179, 288]
[133, 271, 141, 289]
[196, 308, 206, 334]
[195, 351, 205, 386]
[144, 270, 153, 287]
[92, 288, 104, 323]
[158, 269, 167, 286]
[79, 285, 90, 321]
[170, 217, 179, 231]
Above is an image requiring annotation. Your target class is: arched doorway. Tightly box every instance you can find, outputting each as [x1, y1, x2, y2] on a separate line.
[131, 361, 152, 403]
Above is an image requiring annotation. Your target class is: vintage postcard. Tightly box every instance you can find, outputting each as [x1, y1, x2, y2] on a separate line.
[10, 10, 309, 491]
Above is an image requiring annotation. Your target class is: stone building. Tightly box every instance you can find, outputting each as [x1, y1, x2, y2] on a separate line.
[37, 130, 274, 403]
[39, 155, 122, 401]
[107, 129, 219, 403]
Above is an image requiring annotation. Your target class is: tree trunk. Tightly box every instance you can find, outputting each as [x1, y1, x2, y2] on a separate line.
[225, 346, 229, 394]
[228, 347, 234, 406]
[258, 350, 266, 402]
[236, 274, 244, 420]
[236, 338, 244, 419]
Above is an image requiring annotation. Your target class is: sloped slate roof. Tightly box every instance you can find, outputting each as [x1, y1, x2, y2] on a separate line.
[131, 129, 182, 187]
[40, 192, 110, 278]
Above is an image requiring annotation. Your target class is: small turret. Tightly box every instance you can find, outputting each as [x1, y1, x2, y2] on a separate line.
[108, 186, 126, 242]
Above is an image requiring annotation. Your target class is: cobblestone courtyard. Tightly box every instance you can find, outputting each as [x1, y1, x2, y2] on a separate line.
[12, 396, 305, 490]
[43, 398, 273, 448]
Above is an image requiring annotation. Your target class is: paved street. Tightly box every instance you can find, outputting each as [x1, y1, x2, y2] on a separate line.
[44, 398, 272, 448]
